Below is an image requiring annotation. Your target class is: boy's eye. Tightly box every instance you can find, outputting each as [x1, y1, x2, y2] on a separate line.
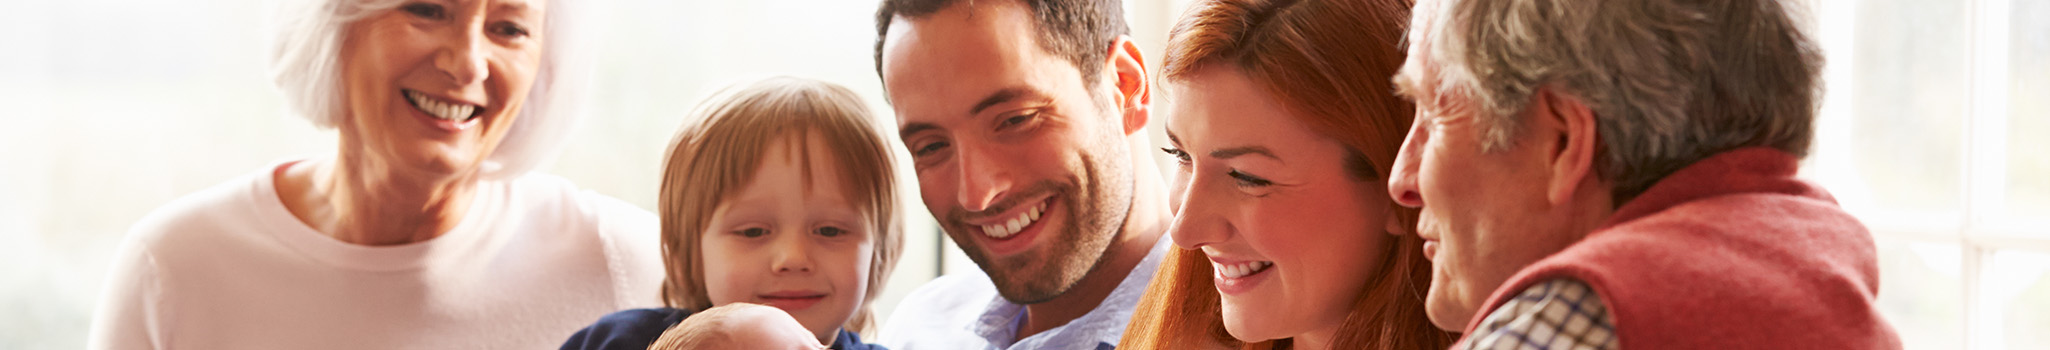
[400, 2, 447, 20]
[735, 227, 769, 238]
[815, 226, 847, 237]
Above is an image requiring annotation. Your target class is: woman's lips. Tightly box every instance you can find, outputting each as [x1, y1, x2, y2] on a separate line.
[1210, 258, 1275, 296]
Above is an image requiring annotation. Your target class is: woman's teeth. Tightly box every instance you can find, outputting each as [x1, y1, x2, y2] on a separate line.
[1215, 260, 1273, 279]
[405, 90, 478, 122]
[980, 200, 1046, 239]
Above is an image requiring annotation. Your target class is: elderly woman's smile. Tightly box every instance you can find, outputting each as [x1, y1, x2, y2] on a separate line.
[402, 89, 484, 127]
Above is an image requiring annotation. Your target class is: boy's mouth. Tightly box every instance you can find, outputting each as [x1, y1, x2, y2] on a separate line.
[757, 291, 828, 311]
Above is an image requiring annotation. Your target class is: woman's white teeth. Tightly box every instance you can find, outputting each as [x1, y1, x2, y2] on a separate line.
[1215, 261, 1273, 279]
[405, 90, 477, 122]
[980, 201, 1046, 239]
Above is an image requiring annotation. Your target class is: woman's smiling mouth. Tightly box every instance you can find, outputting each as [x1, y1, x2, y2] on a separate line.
[403, 90, 483, 122]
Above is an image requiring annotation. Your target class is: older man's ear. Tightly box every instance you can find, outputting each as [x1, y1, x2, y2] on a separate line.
[1532, 86, 1604, 207]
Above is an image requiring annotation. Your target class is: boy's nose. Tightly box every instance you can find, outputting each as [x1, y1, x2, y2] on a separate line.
[771, 237, 814, 273]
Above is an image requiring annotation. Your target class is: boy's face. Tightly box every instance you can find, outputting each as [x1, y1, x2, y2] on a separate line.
[701, 132, 875, 343]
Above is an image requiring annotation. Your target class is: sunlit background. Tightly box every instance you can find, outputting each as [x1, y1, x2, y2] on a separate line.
[1, 0, 2043, 349]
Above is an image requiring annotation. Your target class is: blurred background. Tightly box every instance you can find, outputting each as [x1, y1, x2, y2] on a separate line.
[0, 0, 2043, 349]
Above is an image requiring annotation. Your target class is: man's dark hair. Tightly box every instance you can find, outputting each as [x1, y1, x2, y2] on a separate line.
[874, 0, 1131, 88]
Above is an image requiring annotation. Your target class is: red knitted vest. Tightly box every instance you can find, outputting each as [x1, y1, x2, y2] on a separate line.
[1461, 147, 1903, 349]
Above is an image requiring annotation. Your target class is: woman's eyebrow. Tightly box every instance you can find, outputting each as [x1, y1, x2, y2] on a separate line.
[1210, 146, 1279, 162]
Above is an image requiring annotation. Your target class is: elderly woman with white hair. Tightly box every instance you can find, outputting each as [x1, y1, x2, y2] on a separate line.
[86, 0, 663, 348]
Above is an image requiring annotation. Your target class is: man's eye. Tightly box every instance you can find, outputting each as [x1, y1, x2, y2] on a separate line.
[734, 228, 768, 238]
[400, 2, 446, 20]
[490, 22, 530, 38]
[815, 226, 847, 237]
[1161, 147, 1191, 166]
[913, 141, 950, 157]
[997, 112, 1037, 130]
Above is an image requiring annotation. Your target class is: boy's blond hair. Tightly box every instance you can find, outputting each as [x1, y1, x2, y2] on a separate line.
[656, 77, 903, 333]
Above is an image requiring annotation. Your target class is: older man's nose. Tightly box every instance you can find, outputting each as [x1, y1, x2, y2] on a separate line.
[1388, 119, 1428, 208]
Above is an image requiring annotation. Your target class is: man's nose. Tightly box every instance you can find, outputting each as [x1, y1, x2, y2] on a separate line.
[954, 146, 1013, 212]
[1388, 117, 1428, 208]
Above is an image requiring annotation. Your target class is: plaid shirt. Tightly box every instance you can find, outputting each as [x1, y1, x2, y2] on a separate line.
[1461, 279, 1620, 350]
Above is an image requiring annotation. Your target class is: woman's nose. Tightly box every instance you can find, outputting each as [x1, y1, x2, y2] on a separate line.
[1167, 171, 1232, 250]
[433, 31, 488, 86]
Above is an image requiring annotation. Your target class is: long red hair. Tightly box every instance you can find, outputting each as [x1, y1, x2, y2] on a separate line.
[1119, 0, 1453, 349]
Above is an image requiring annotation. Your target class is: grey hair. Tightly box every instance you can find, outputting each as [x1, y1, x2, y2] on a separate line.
[268, 0, 595, 178]
[1413, 0, 1824, 203]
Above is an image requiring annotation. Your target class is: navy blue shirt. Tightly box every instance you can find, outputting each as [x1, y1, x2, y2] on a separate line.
[560, 308, 884, 350]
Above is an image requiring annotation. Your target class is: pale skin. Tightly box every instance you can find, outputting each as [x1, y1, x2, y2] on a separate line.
[277, 0, 543, 246]
[1386, 0, 1616, 331]
[653, 303, 826, 350]
[700, 132, 874, 345]
[878, 1, 1169, 339]
[1162, 66, 1402, 350]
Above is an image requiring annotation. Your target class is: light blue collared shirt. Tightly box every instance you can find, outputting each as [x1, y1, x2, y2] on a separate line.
[878, 237, 1171, 350]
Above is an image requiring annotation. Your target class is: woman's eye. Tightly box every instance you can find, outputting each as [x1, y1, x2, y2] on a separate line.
[734, 228, 769, 238]
[490, 22, 530, 38]
[1228, 169, 1275, 188]
[1161, 147, 1191, 166]
[400, 2, 447, 20]
[815, 226, 847, 237]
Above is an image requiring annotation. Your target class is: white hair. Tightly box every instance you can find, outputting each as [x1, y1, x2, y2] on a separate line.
[1411, 0, 1824, 202]
[267, 0, 595, 178]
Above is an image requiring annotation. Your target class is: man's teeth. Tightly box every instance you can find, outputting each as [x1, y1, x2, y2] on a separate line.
[405, 90, 477, 122]
[1215, 261, 1273, 279]
[979, 200, 1046, 239]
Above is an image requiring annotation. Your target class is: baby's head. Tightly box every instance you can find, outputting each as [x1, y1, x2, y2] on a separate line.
[656, 77, 903, 345]
[650, 303, 825, 350]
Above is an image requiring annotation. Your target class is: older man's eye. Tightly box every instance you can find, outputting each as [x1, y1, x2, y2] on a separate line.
[490, 22, 530, 38]
[400, 2, 447, 20]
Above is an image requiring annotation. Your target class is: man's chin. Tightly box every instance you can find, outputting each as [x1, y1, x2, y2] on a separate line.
[1424, 283, 1475, 331]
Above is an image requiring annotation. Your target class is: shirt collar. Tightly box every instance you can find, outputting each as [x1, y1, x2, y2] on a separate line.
[968, 237, 1173, 349]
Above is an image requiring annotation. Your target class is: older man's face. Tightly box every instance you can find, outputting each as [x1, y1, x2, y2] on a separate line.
[1387, 1, 1588, 331]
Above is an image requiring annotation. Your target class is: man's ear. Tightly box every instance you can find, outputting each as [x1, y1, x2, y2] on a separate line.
[1535, 86, 1599, 206]
[1106, 35, 1151, 136]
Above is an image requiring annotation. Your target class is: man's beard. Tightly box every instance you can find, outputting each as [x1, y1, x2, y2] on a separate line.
[945, 150, 1135, 304]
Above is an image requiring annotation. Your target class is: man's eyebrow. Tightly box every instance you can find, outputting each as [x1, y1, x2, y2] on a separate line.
[494, 0, 531, 13]
[900, 122, 941, 141]
[1390, 69, 1420, 101]
[1211, 146, 1280, 162]
[970, 87, 1040, 115]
